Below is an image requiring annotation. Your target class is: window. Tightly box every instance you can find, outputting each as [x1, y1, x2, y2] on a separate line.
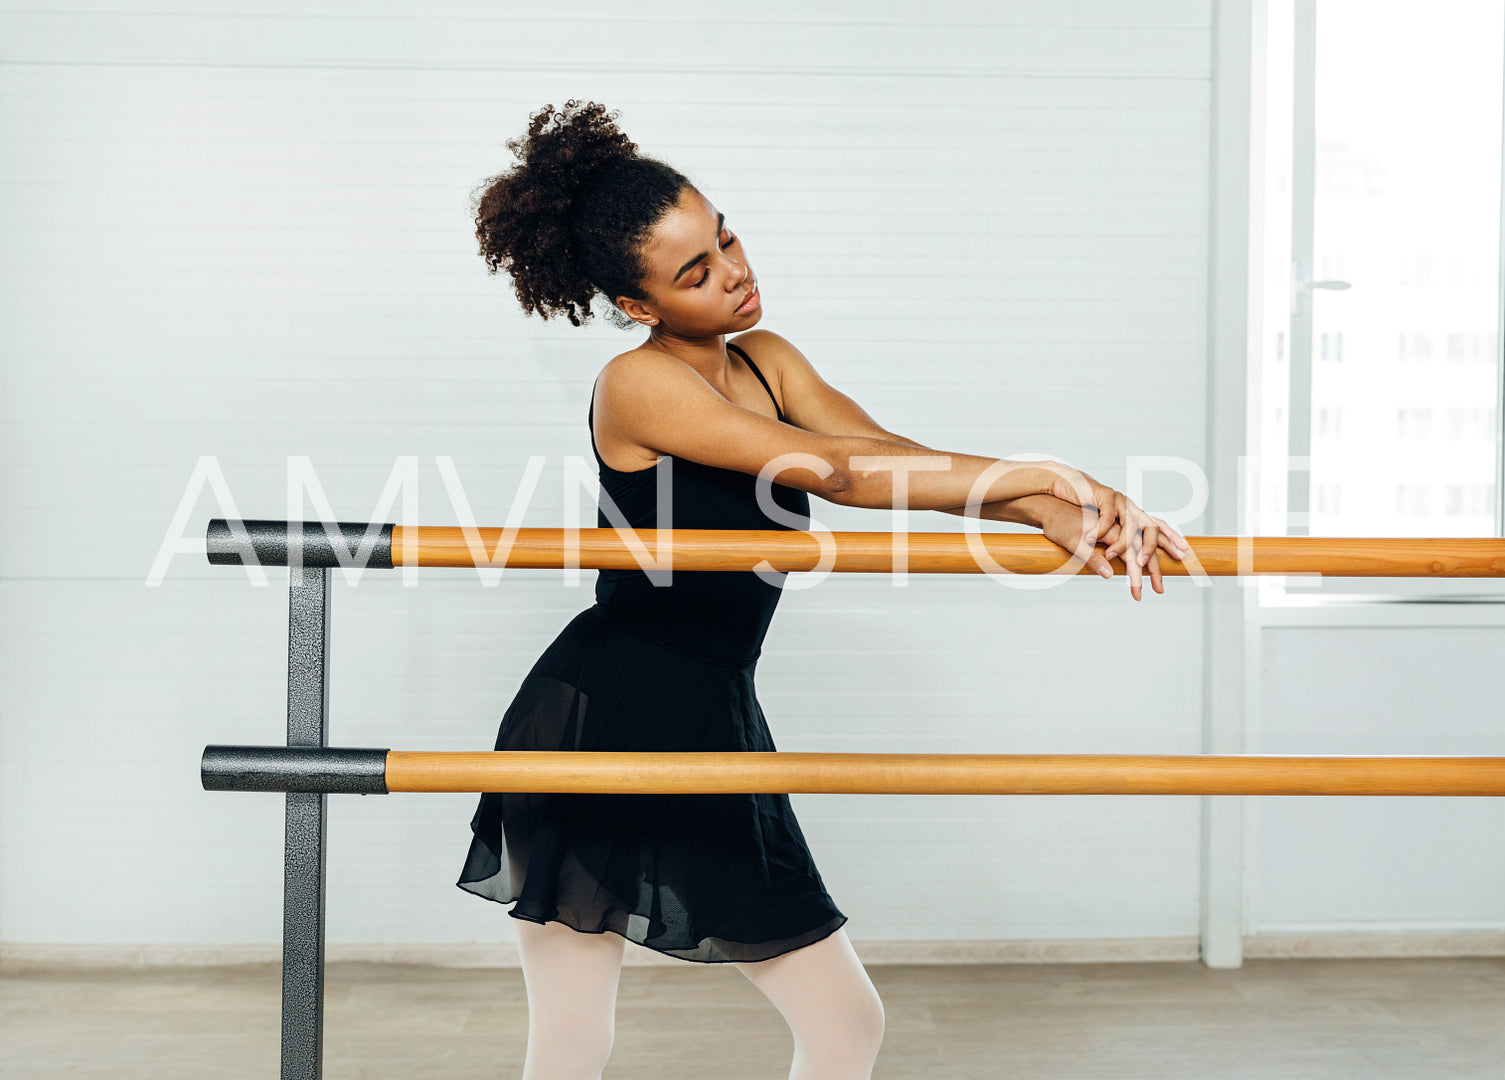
[1396, 407, 1433, 439]
[1316, 331, 1345, 362]
[1395, 483, 1432, 516]
[1258, 0, 1505, 604]
[1400, 332, 1433, 362]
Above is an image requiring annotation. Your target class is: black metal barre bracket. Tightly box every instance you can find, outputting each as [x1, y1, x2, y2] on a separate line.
[202, 745, 390, 795]
[206, 518, 395, 569]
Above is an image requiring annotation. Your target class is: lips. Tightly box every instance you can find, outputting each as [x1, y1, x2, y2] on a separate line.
[734, 283, 761, 315]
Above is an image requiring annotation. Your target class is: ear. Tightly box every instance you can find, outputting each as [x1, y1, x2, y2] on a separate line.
[615, 294, 659, 327]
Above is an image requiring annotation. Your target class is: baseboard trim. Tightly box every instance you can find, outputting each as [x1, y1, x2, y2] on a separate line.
[853, 937, 1202, 966]
[1242, 931, 1505, 959]
[0, 938, 1199, 971]
[4, 932, 1502, 972]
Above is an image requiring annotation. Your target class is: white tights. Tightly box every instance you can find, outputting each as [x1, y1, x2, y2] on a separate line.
[513, 918, 885, 1080]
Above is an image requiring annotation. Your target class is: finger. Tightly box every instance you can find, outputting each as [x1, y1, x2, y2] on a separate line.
[1099, 521, 1122, 563]
[1157, 518, 1190, 557]
[1119, 497, 1176, 564]
[1148, 549, 1164, 594]
[1072, 526, 1111, 579]
[1065, 517, 1113, 580]
[1116, 521, 1142, 571]
[1068, 524, 1106, 577]
[1139, 522, 1160, 569]
[1086, 537, 1112, 579]
[1105, 499, 1134, 562]
[1064, 502, 1098, 541]
[1089, 531, 1115, 578]
[1085, 505, 1110, 542]
[1125, 502, 1143, 571]
[1051, 516, 1104, 578]
[1126, 517, 1144, 601]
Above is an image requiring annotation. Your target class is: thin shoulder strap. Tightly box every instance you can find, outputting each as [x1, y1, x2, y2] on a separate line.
[726, 342, 782, 419]
[587, 372, 601, 454]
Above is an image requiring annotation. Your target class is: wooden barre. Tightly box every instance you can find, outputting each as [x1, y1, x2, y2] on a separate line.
[199, 747, 1505, 796]
[384, 752, 1505, 795]
[389, 528, 1505, 576]
[204, 520, 1505, 576]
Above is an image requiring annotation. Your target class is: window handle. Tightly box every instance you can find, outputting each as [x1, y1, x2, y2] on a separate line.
[1291, 258, 1352, 314]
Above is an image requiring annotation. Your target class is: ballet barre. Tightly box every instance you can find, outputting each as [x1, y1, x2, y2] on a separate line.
[199, 518, 1505, 1080]
[205, 517, 1505, 575]
[201, 747, 1505, 798]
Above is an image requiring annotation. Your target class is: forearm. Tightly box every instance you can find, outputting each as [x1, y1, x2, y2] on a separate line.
[834, 432, 1077, 525]
[933, 492, 1065, 529]
[826, 433, 1061, 511]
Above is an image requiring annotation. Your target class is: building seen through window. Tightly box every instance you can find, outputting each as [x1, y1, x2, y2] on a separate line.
[1294, 0, 1502, 539]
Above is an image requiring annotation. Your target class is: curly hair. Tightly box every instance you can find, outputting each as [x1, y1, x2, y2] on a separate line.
[472, 100, 693, 327]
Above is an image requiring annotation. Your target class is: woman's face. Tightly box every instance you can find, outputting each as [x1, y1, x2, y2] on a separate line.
[617, 186, 762, 338]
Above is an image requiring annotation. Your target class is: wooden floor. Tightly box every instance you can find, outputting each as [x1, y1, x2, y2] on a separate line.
[1, 954, 1502, 1078]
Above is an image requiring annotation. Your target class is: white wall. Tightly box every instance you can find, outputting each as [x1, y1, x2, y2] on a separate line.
[3, 1, 1485, 960]
[1248, 623, 1505, 940]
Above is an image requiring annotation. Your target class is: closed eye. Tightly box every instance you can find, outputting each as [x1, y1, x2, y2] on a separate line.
[691, 232, 738, 289]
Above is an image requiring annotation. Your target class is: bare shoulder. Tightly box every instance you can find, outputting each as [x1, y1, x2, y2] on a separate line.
[595, 344, 694, 404]
[592, 344, 767, 468]
[730, 327, 808, 384]
[589, 339, 845, 493]
[591, 347, 690, 471]
[732, 329, 904, 444]
[598, 335, 802, 410]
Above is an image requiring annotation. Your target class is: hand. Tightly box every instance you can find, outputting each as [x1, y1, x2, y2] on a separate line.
[1038, 502, 1116, 579]
[1039, 480, 1191, 602]
[1094, 511, 1191, 600]
[1044, 463, 1119, 519]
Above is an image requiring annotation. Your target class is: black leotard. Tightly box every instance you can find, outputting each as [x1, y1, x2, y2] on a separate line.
[590, 341, 810, 664]
[457, 341, 848, 963]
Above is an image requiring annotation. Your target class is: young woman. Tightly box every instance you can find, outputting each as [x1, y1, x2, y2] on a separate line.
[456, 100, 1189, 1080]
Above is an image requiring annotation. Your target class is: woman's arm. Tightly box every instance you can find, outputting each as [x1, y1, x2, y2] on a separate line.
[933, 492, 1063, 529]
[601, 348, 1067, 508]
[735, 330, 1184, 596]
[868, 431, 1065, 529]
[737, 329, 1077, 511]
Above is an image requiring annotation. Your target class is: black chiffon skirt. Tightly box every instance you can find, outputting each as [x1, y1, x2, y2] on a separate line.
[456, 602, 848, 964]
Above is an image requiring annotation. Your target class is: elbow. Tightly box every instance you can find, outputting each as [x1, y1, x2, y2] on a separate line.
[811, 434, 864, 504]
[820, 462, 855, 503]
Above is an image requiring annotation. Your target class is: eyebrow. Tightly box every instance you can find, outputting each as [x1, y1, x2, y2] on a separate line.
[672, 212, 726, 282]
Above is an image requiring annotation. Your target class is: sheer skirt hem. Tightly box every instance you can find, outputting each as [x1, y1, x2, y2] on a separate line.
[455, 879, 848, 964]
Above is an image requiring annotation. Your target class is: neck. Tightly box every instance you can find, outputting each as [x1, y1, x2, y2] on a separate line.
[642, 328, 734, 384]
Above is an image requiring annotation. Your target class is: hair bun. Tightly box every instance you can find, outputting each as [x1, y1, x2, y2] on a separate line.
[511, 100, 638, 208]
[471, 100, 638, 326]
[473, 101, 690, 328]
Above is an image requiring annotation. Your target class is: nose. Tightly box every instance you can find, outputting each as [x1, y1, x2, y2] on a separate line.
[726, 258, 749, 291]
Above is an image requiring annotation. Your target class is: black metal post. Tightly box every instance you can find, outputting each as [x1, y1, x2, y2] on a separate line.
[283, 565, 330, 1080]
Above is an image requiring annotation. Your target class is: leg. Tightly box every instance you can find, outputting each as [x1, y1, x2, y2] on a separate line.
[514, 917, 627, 1080]
[734, 927, 885, 1080]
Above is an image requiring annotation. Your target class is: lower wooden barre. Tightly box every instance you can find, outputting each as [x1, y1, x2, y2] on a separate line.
[382, 751, 1505, 796]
